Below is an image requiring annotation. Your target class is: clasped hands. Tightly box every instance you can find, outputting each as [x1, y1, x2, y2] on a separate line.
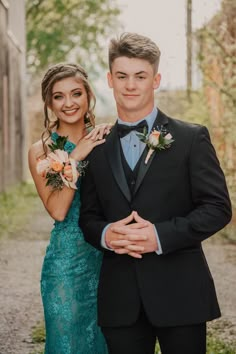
[105, 211, 158, 259]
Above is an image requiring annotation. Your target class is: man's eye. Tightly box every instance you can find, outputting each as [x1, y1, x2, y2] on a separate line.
[118, 76, 126, 79]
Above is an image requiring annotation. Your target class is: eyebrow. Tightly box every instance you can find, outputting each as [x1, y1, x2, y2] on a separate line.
[52, 87, 83, 94]
[115, 71, 147, 75]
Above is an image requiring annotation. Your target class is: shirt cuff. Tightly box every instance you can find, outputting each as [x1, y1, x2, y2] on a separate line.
[153, 225, 163, 255]
[101, 224, 114, 251]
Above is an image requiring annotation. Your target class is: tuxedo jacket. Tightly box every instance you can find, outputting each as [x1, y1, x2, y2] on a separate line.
[80, 110, 232, 327]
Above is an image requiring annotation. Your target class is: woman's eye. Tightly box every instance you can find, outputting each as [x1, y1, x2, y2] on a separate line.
[53, 95, 63, 100]
[73, 91, 82, 97]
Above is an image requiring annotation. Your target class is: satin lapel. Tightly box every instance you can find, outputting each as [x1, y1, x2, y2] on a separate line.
[105, 123, 132, 202]
[134, 110, 169, 196]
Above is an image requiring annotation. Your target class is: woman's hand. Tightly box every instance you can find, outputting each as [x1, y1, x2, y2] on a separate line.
[70, 135, 105, 161]
[85, 123, 113, 141]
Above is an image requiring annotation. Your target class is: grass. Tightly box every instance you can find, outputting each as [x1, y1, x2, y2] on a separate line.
[207, 335, 236, 354]
[30, 323, 45, 354]
[0, 181, 38, 239]
[30, 322, 236, 354]
[32, 323, 46, 343]
[154, 336, 236, 353]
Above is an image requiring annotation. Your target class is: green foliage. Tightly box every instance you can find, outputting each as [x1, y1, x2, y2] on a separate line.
[154, 336, 235, 354]
[155, 342, 161, 353]
[26, 0, 121, 75]
[157, 88, 235, 242]
[30, 323, 45, 354]
[156, 89, 210, 126]
[32, 320, 235, 354]
[154, 336, 236, 354]
[32, 323, 46, 343]
[197, 0, 236, 111]
[48, 135, 68, 151]
[196, 0, 236, 240]
[207, 335, 236, 354]
[0, 182, 38, 239]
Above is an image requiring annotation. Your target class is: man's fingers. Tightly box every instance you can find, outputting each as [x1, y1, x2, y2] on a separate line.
[110, 226, 148, 238]
[126, 244, 145, 252]
[120, 222, 147, 230]
[111, 240, 144, 252]
[114, 248, 143, 259]
[118, 212, 135, 225]
[133, 211, 146, 223]
[128, 252, 142, 259]
[114, 248, 130, 254]
[110, 235, 147, 246]
[111, 240, 132, 247]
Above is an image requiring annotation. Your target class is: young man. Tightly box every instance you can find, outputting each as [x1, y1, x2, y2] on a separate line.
[80, 33, 232, 354]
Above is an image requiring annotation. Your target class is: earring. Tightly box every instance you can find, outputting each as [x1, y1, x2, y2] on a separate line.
[84, 112, 94, 129]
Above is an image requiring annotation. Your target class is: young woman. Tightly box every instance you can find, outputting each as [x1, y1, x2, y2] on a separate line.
[28, 63, 109, 353]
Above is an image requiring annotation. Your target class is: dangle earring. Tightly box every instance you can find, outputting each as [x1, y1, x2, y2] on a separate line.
[84, 112, 95, 131]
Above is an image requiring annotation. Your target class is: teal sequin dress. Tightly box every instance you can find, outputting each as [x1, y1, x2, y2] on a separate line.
[41, 132, 108, 354]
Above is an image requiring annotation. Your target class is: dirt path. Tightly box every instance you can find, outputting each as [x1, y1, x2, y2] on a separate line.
[203, 238, 236, 345]
[0, 202, 53, 354]
[0, 201, 235, 353]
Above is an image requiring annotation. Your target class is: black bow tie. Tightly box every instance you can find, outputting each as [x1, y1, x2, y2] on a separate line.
[117, 120, 148, 138]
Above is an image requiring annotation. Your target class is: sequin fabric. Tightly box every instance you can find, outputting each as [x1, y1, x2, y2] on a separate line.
[41, 132, 108, 353]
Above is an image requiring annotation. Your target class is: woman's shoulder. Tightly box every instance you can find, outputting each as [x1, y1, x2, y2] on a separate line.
[29, 139, 44, 158]
[28, 138, 53, 163]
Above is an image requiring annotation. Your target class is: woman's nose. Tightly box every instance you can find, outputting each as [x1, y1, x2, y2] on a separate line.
[64, 95, 73, 107]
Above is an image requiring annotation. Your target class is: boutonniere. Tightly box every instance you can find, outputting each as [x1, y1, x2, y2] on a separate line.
[137, 126, 174, 164]
[36, 135, 88, 191]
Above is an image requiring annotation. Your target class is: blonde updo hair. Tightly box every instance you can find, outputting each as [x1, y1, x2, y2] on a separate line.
[41, 63, 96, 154]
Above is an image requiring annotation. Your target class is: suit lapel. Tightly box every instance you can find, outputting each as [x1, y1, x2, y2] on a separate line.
[134, 110, 169, 195]
[105, 122, 132, 202]
[105, 110, 169, 201]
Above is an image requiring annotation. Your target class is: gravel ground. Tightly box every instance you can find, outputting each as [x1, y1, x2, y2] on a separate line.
[0, 204, 52, 354]
[0, 202, 235, 353]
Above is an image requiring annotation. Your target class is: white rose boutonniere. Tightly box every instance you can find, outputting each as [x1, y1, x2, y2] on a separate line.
[136, 126, 174, 164]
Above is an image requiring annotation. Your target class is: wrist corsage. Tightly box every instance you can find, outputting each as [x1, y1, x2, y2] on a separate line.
[36, 136, 87, 190]
[136, 126, 174, 164]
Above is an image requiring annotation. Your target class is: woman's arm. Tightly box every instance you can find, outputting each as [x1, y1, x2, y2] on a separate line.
[28, 141, 76, 221]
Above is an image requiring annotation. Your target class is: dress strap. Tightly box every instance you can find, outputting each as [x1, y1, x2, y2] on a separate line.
[51, 131, 59, 142]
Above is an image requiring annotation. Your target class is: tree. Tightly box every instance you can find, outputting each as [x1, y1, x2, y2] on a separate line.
[186, 0, 192, 102]
[196, 0, 236, 241]
[26, 0, 121, 76]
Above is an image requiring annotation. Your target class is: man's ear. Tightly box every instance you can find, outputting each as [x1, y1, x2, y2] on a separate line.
[107, 72, 113, 88]
[153, 73, 161, 90]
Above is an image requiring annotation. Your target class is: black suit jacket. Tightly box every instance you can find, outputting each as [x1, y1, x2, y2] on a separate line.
[80, 110, 232, 327]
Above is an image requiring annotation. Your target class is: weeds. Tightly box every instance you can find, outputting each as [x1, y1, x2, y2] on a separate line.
[0, 182, 38, 239]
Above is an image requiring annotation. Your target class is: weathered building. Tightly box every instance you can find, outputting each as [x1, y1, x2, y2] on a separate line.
[0, 0, 26, 192]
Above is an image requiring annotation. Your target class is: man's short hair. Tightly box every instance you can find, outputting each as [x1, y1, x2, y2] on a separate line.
[108, 32, 161, 73]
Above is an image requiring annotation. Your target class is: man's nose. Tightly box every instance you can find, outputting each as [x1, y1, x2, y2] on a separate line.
[125, 78, 136, 90]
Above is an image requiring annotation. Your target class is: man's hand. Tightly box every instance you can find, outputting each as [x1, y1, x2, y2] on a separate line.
[105, 211, 147, 258]
[105, 211, 158, 258]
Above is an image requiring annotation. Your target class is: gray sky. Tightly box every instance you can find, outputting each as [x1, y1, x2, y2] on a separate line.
[118, 0, 222, 88]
